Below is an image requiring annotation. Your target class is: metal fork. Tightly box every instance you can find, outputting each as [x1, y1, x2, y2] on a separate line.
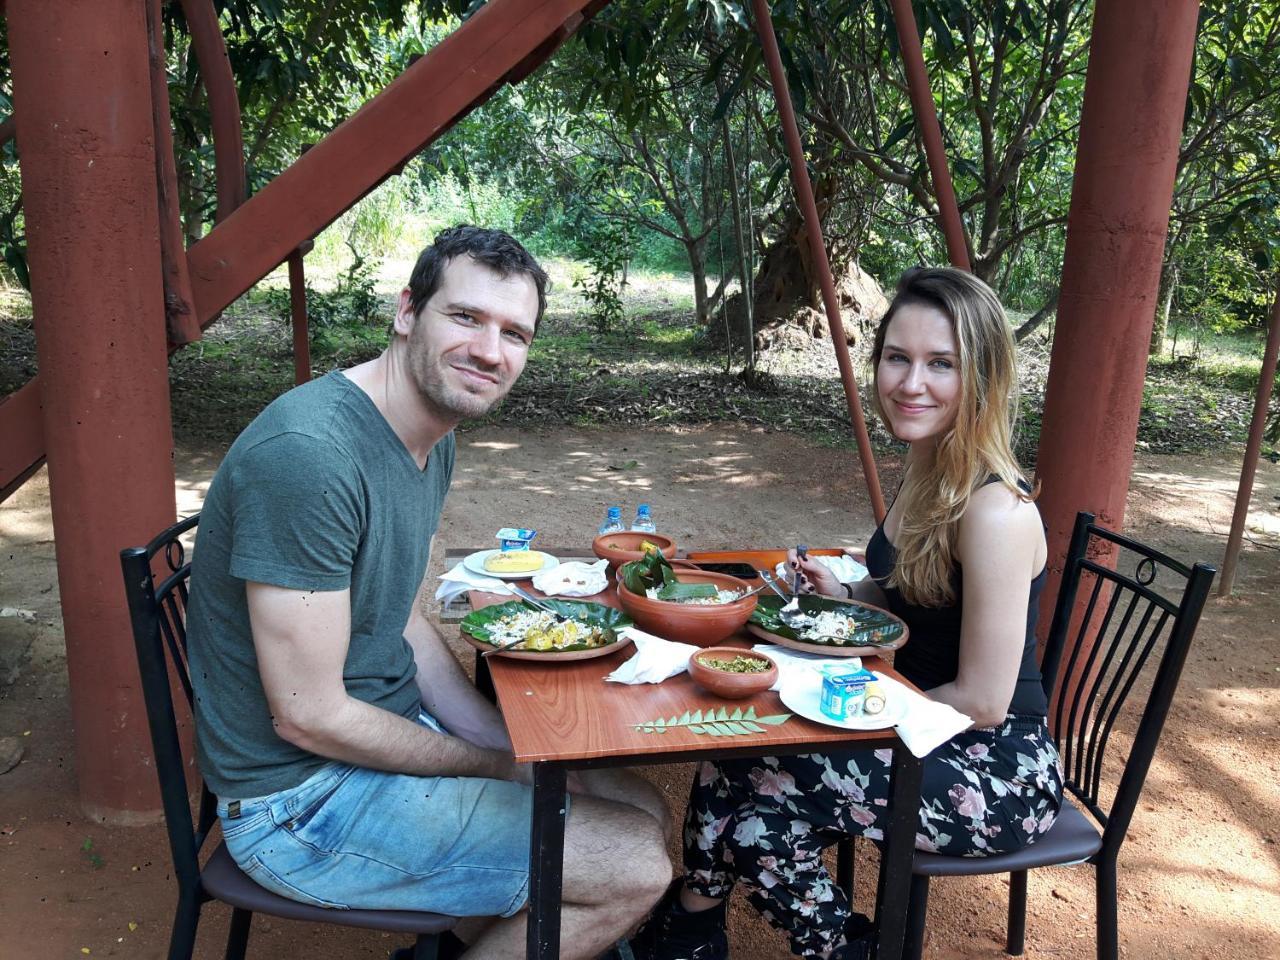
[508, 583, 560, 614]
[808, 633, 901, 649]
[781, 545, 810, 617]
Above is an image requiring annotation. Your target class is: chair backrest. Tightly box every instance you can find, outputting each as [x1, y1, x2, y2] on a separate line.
[1039, 511, 1215, 857]
[120, 514, 210, 901]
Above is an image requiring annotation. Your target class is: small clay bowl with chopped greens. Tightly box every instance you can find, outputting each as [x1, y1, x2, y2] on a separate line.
[687, 647, 778, 699]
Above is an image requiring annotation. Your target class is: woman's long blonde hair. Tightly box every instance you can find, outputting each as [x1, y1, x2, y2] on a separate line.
[871, 267, 1034, 607]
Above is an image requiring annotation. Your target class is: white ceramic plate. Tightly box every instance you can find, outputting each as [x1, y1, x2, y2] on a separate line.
[462, 549, 559, 580]
[778, 674, 906, 731]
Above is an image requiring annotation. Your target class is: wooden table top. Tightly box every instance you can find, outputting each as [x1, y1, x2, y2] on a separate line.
[457, 545, 919, 764]
[487, 640, 910, 764]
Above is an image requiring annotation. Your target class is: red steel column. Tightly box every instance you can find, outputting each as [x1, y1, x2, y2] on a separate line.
[1035, 1, 1200, 632]
[751, 0, 886, 522]
[10, 0, 177, 821]
[887, 0, 970, 270]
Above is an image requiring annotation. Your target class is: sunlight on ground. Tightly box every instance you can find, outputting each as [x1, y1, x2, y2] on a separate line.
[1126, 746, 1280, 923]
[1131, 468, 1241, 496]
[0, 511, 50, 542]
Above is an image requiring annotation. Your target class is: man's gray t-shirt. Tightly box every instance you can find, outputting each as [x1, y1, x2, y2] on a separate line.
[187, 371, 455, 799]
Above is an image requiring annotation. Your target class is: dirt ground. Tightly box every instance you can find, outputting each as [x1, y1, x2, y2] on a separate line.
[1, 423, 1277, 960]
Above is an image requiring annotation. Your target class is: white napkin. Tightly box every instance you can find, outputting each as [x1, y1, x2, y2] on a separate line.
[532, 559, 609, 597]
[753, 643, 971, 758]
[605, 628, 700, 684]
[435, 561, 515, 605]
[775, 553, 869, 584]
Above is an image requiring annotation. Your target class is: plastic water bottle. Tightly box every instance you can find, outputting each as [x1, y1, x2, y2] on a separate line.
[630, 503, 657, 533]
[598, 506, 624, 535]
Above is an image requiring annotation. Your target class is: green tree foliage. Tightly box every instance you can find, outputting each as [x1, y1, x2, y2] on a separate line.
[0, 0, 1276, 367]
[1153, 1, 1280, 352]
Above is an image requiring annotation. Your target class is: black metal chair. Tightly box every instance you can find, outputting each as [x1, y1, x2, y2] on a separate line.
[121, 514, 457, 960]
[896, 510, 1216, 959]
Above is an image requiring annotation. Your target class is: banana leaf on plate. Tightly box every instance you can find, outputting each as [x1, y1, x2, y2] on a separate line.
[461, 599, 632, 653]
[750, 595, 905, 648]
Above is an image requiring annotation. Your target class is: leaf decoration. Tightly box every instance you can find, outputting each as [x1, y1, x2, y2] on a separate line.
[749, 596, 904, 647]
[633, 705, 791, 736]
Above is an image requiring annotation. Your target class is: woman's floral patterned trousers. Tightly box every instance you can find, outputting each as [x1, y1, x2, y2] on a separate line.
[681, 715, 1064, 957]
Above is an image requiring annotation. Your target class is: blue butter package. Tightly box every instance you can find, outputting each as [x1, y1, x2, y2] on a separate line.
[819, 662, 876, 721]
[495, 527, 537, 551]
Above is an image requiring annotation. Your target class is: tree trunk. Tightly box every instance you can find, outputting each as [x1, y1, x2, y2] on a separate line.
[751, 206, 820, 319]
[687, 239, 710, 327]
[721, 112, 754, 372]
[1014, 288, 1060, 342]
[1148, 260, 1178, 356]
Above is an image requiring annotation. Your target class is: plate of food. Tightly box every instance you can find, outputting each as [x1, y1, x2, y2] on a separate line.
[463, 549, 559, 580]
[459, 598, 633, 661]
[747, 595, 908, 657]
[778, 672, 906, 731]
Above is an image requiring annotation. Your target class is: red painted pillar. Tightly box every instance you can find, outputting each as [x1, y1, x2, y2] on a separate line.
[1035, 1, 1200, 637]
[10, 0, 177, 821]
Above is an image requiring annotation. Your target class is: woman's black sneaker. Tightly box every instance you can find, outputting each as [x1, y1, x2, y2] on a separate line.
[623, 881, 729, 960]
[828, 912, 876, 960]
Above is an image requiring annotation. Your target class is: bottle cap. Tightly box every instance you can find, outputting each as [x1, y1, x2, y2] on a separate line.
[638, 503, 651, 513]
[607, 506, 621, 518]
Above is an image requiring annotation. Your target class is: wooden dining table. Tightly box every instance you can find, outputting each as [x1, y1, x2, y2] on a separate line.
[451, 548, 925, 960]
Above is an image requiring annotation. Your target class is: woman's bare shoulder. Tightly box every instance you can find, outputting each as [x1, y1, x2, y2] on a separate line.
[959, 481, 1045, 558]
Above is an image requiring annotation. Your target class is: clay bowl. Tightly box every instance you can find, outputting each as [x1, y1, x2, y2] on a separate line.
[592, 531, 678, 570]
[688, 647, 778, 700]
[616, 570, 757, 647]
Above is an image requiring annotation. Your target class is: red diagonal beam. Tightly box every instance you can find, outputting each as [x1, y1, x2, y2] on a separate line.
[186, 0, 600, 324]
[0, 0, 601, 502]
[0, 379, 44, 502]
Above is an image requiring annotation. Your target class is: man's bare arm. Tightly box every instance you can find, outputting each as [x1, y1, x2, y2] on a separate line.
[248, 582, 517, 779]
[401, 573, 512, 751]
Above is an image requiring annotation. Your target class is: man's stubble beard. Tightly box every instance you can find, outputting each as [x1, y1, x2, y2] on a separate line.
[408, 334, 510, 422]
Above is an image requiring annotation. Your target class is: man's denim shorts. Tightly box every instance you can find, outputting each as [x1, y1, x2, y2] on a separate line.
[216, 717, 538, 917]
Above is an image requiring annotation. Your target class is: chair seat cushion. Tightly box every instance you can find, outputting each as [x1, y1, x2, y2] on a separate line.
[913, 798, 1102, 877]
[202, 843, 458, 934]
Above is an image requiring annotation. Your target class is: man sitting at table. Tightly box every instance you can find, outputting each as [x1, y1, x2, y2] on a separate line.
[186, 225, 672, 960]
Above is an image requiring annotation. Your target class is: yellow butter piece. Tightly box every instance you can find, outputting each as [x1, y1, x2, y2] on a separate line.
[484, 551, 543, 573]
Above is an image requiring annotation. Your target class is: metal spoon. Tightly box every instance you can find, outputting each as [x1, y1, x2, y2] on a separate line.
[759, 571, 810, 630]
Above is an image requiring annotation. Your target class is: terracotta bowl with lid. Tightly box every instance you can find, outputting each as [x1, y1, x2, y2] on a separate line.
[687, 647, 778, 699]
[592, 531, 677, 570]
[616, 570, 756, 647]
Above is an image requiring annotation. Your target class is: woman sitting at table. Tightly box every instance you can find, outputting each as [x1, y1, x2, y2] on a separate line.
[624, 267, 1064, 960]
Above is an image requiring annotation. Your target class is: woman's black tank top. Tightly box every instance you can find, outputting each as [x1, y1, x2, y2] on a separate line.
[864, 491, 1049, 719]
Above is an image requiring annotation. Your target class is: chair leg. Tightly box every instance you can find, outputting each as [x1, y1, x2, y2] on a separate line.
[167, 895, 202, 960]
[1007, 870, 1028, 955]
[223, 907, 252, 960]
[413, 933, 441, 960]
[903, 874, 929, 960]
[836, 838, 856, 900]
[1096, 860, 1118, 960]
